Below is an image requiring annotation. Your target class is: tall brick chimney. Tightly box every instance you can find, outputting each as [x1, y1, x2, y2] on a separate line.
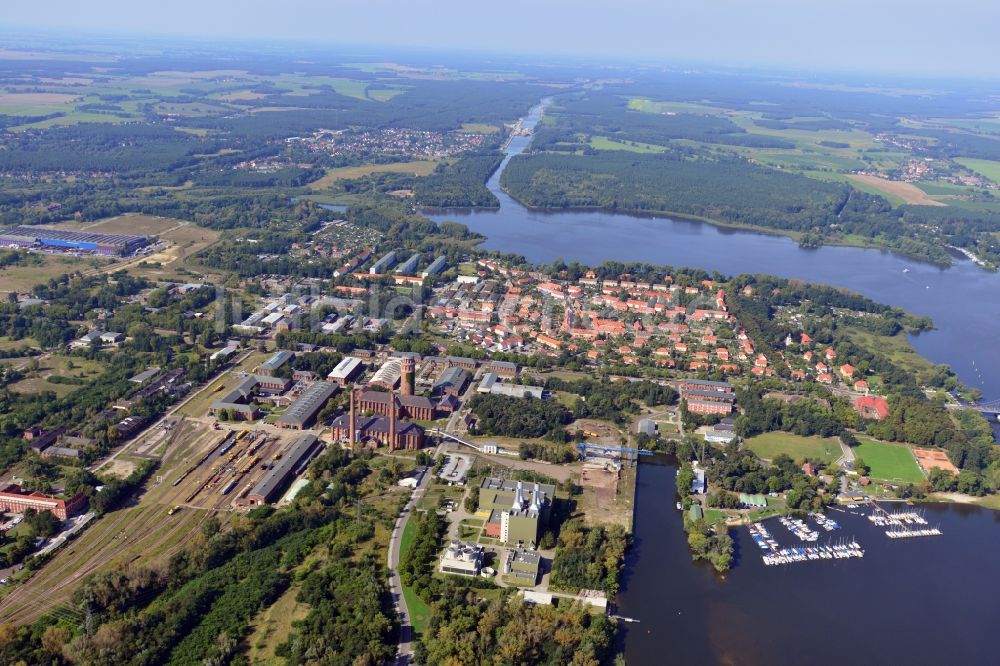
[348, 388, 357, 446]
[388, 392, 398, 451]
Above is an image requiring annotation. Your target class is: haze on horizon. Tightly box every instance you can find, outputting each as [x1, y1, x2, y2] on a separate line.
[5, 0, 1000, 80]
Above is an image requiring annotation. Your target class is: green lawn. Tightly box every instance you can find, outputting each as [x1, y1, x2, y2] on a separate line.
[589, 135, 666, 154]
[398, 518, 432, 636]
[745, 432, 842, 464]
[853, 438, 925, 483]
[703, 509, 728, 524]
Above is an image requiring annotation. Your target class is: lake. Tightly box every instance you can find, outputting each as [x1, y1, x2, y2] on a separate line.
[425, 101, 1000, 664]
[617, 459, 1000, 665]
[427, 103, 1000, 403]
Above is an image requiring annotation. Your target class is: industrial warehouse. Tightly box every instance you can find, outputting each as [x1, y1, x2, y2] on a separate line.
[275, 382, 338, 429]
[246, 434, 324, 505]
[0, 225, 151, 257]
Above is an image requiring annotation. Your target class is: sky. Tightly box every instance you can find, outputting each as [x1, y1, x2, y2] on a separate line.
[6, 0, 1000, 78]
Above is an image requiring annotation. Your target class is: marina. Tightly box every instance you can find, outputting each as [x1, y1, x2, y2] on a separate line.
[748, 520, 863, 566]
[809, 512, 841, 531]
[618, 458, 1000, 664]
[866, 503, 944, 538]
[777, 516, 819, 542]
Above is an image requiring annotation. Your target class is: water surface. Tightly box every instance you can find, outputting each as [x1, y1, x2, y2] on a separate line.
[618, 460, 1000, 665]
[427, 103, 1000, 401]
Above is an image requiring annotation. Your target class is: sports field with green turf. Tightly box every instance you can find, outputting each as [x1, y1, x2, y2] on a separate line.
[854, 437, 925, 483]
[745, 432, 841, 464]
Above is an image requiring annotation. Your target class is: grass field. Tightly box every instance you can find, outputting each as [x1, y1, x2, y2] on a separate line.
[136, 223, 222, 281]
[627, 98, 729, 115]
[0, 253, 104, 293]
[843, 327, 938, 386]
[244, 581, 310, 664]
[367, 87, 407, 102]
[308, 160, 441, 190]
[176, 351, 265, 417]
[955, 157, 1000, 185]
[746, 432, 842, 464]
[589, 135, 666, 153]
[398, 518, 432, 636]
[854, 437, 925, 483]
[0, 337, 38, 351]
[461, 122, 501, 133]
[8, 355, 106, 397]
[51, 214, 223, 281]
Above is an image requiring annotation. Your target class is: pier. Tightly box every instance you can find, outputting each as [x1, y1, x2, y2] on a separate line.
[866, 501, 942, 537]
[748, 519, 864, 566]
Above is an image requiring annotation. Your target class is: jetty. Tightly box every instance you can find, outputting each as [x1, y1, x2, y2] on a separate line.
[748, 521, 863, 566]
[866, 501, 942, 538]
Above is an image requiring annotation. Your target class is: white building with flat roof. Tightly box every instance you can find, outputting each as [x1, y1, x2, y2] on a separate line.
[439, 540, 484, 576]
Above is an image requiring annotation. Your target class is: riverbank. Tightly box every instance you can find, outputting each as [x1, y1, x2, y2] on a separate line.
[489, 186, 969, 269]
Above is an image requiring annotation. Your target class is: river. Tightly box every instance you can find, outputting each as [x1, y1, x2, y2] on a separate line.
[425, 102, 1000, 664]
[427, 101, 1000, 403]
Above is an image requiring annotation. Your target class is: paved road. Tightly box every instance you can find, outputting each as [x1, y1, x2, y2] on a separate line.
[387, 466, 431, 664]
[836, 438, 856, 470]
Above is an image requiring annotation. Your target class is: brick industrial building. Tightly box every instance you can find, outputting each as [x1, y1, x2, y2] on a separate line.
[246, 434, 324, 505]
[330, 389, 425, 450]
[0, 484, 86, 520]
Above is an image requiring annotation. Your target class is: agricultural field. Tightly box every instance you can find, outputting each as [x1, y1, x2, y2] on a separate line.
[307, 160, 442, 190]
[0, 91, 82, 115]
[627, 96, 917, 180]
[745, 432, 842, 464]
[955, 157, 1000, 185]
[589, 135, 666, 153]
[848, 174, 946, 206]
[853, 437, 925, 483]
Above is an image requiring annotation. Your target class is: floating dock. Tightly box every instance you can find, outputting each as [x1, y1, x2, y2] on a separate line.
[748, 521, 863, 566]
